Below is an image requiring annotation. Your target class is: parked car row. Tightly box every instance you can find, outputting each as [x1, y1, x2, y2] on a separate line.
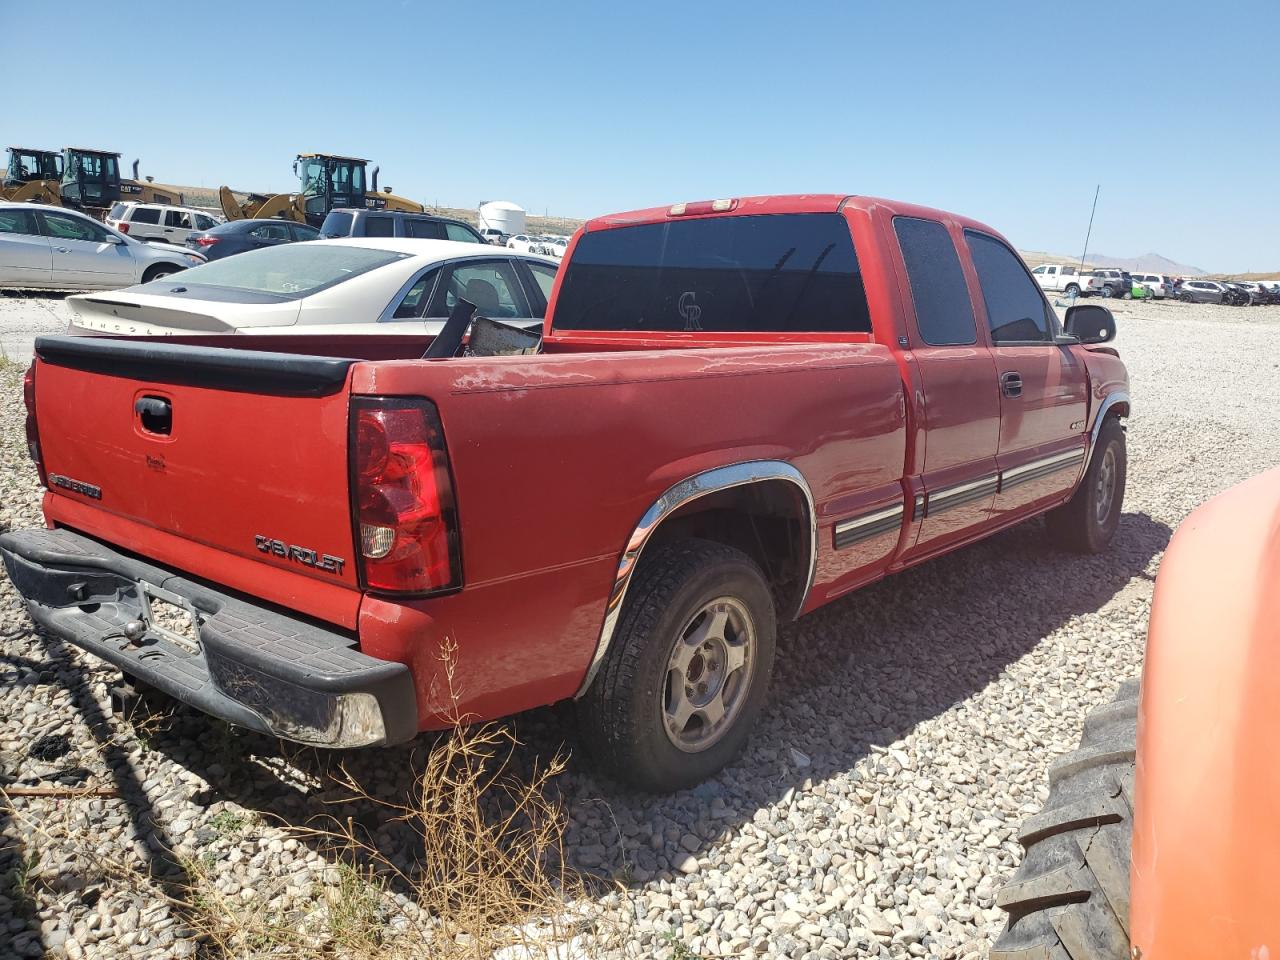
[1031, 261, 1280, 305]
[1178, 278, 1280, 305]
[508, 234, 569, 257]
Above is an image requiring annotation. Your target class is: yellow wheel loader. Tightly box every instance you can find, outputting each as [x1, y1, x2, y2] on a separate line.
[1, 147, 64, 205]
[59, 148, 184, 218]
[219, 153, 424, 227]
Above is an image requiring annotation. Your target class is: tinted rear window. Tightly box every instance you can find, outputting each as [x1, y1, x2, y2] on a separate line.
[364, 215, 394, 238]
[405, 218, 446, 240]
[131, 207, 161, 224]
[552, 213, 871, 333]
[107, 203, 126, 220]
[165, 244, 408, 297]
[319, 211, 354, 239]
[893, 217, 976, 346]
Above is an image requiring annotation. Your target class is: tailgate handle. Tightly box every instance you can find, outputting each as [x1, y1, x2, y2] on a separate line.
[135, 396, 172, 435]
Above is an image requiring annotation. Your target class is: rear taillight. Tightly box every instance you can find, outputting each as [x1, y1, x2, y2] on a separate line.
[351, 397, 460, 595]
[116, 222, 129, 234]
[23, 363, 46, 487]
[196, 236, 219, 247]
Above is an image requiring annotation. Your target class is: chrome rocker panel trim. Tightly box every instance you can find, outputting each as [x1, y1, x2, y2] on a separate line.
[833, 503, 905, 550]
[573, 460, 817, 699]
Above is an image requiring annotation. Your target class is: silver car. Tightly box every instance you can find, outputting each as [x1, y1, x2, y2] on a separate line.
[0, 202, 204, 290]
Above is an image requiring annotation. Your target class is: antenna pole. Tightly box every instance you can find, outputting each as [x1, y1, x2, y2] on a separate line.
[1079, 184, 1100, 273]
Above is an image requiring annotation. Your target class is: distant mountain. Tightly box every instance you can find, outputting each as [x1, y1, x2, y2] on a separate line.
[1084, 252, 1207, 277]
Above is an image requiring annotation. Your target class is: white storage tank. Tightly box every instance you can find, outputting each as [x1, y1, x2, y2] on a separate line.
[477, 200, 526, 241]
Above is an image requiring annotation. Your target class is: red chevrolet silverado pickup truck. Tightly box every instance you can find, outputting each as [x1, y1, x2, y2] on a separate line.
[3, 194, 1129, 791]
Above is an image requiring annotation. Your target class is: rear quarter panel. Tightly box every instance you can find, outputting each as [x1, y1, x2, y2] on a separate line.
[351, 343, 907, 724]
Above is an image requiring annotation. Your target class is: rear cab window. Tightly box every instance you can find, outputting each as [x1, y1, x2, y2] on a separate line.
[551, 212, 871, 335]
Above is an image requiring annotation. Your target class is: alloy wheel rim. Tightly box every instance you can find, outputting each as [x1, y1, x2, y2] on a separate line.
[1095, 447, 1117, 524]
[662, 597, 755, 753]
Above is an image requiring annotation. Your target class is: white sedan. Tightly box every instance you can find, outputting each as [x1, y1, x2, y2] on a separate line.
[65, 238, 560, 338]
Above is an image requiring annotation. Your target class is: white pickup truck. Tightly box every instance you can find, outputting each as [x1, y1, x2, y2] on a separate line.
[1030, 263, 1103, 297]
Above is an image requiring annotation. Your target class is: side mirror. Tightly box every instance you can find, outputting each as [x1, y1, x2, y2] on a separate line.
[1064, 303, 1115, 344]
[104, 234, 124, 245]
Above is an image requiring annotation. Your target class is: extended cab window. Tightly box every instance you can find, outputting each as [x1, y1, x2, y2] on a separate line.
[893, 217, 976, 346]
[964, 230, 1053, 344]
[552, 213, 872, 333]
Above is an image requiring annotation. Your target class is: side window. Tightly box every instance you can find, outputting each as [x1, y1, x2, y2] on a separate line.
[392, 268, 440, 319]
[165, 210, 193, 229]
[290, 224, 320, 241]
[41, 212, 108, 242]
[405, 219, 446, 240]
[525, 261, 558, 309]
[1030, 265, 1046, 275]
[131, 207, 161, 225]
[1062, 266, 1078, 276]
[0, 209, 39, 236]
[249, 223, 290, 241]
[194, 214, 216, 230]
[964, 230, 1053, 344]
[893, 217, 977, 346]
[444, 223, 480, 244]
[364, 215, 394, 238]
[430, 260, 527, 319]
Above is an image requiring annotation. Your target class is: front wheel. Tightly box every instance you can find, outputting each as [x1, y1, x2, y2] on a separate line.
[580, 539, 776, 792]
[143, 265, 180, 283]
[992, 680, 1138, 960]
[1046, 417, 1126, 553]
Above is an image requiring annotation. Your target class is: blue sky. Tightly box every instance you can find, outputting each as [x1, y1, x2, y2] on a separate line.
[7, 0, 1277, 271]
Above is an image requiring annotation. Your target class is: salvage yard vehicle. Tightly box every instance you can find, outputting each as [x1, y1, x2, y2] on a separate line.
[1030, 263, 1103, 297]
[1177, 278, 1227, 303]
[63, 238, 559, 337]
[105, 202, 221, 245]
[60, 149, 183, 216]
[0, 202, 203, 290]
[184, 218, 320, 261]
[1, 146, 63, 204]
[993, 467, 1280, 960]
[1129, 272, 1174, 298]
[1087, 269, 1131, 298]
[318, 208, 485, 244]
[2, 194, 1131, 792]
[219, 154, 425, 228]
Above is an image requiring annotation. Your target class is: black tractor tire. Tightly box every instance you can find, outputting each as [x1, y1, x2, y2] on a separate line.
[1046, 417, 1126, 553]
[142, 264, 180, 283]
[992, 679, 1139, 960]
[580, 539, 776, 793]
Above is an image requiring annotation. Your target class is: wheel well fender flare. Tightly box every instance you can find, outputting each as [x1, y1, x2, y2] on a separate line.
[573, 460, 816, 699]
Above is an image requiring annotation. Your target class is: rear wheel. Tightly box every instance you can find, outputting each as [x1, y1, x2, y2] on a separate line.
[992, 680, 1138, 960]
[1065, 283, 1081, 297]
[1046, 417, 1126, 553]
[580, 539, 776, 792]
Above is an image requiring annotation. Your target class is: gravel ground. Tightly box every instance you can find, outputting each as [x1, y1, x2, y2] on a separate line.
[2, 297, 1279, 959]
[0, 293, 71, 365]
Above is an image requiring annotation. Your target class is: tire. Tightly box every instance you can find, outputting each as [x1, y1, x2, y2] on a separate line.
[1065, 283, 1080, 297]
[1046, 416, 1126, 553]
[580, 539, 776, 792]
[143, 265, 179, 283]
[992, 680, 1139, 960]
[1101, 285, 1115, 298]
[1122, 291, 1133, 300]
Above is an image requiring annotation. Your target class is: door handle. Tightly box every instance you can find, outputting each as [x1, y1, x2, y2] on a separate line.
[1001, 371, 1023, 398]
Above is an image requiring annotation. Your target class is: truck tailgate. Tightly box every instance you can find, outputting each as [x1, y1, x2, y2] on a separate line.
[32, 336, 361, 618]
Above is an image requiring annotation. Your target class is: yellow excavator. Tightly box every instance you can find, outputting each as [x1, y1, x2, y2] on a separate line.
[219, 153, 424, 227]
[2, 147, 64, 204]
[58, 148, 184, 217]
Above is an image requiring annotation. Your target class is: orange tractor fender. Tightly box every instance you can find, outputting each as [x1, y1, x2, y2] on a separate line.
[1132, 466, 1280, 958]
